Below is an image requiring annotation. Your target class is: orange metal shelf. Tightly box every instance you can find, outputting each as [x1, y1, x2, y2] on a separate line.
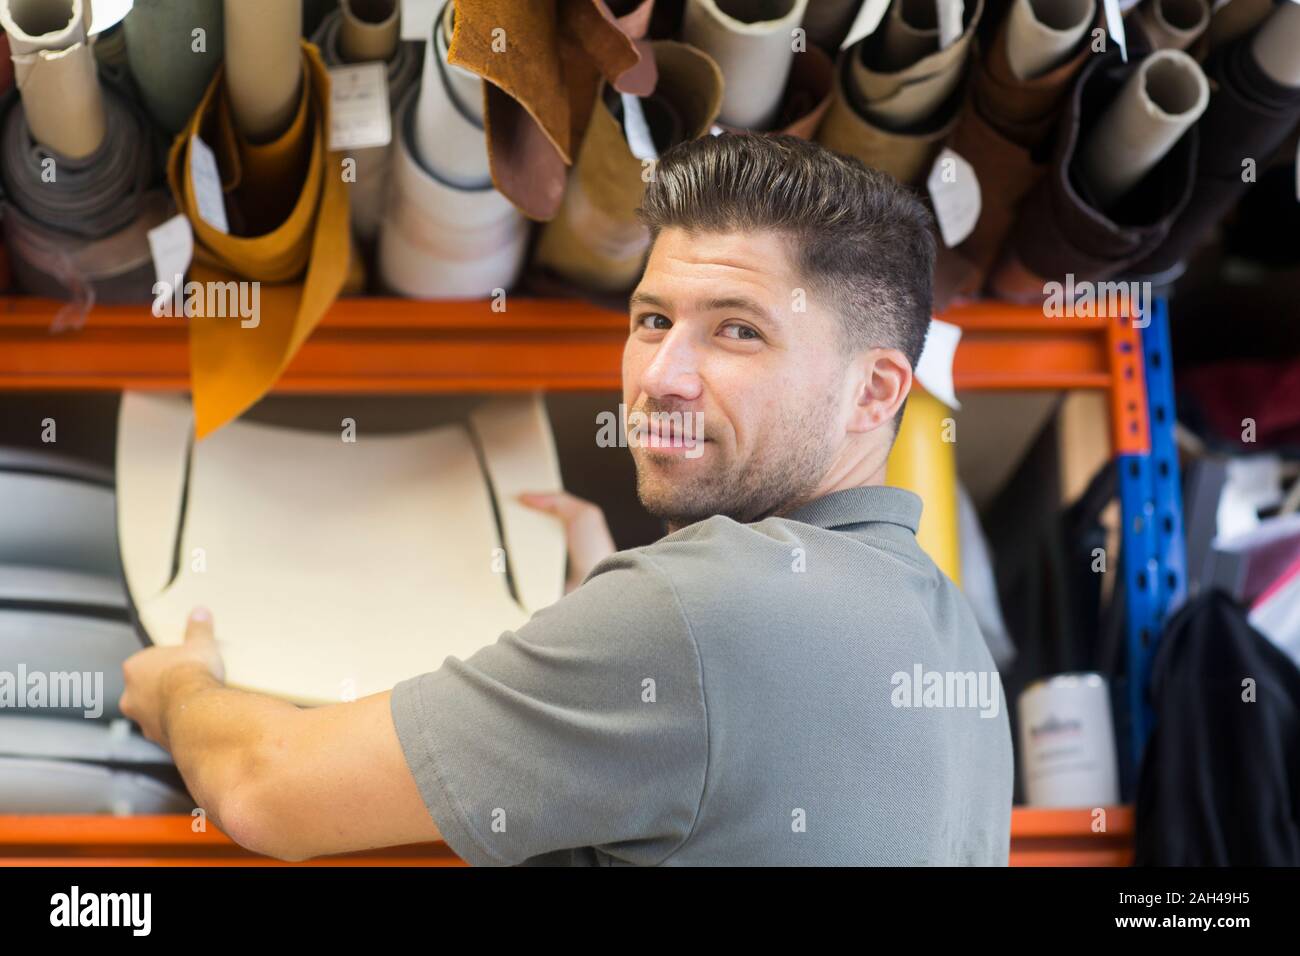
[0, 806, 1132, 866]
[0, 296, 1147, 865]
[0, 295, 1149, 454]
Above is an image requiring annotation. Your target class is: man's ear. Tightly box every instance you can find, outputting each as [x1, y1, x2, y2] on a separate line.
[847, 349, 912, 434]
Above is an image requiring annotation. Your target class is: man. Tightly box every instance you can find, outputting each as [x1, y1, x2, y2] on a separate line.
[121, 134, 1013, 865]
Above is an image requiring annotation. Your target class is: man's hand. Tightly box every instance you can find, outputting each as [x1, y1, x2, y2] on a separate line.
[120, 607, 226, 748]
[518, 491, 617, 592]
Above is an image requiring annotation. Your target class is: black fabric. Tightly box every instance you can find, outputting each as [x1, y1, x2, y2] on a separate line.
[1135, 590, 1300, 865]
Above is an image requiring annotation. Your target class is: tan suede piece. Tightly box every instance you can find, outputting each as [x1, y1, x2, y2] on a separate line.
[448, 0, 647, 221]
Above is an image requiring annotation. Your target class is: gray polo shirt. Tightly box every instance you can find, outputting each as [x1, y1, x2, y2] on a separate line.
[391, 484, 1013, 866]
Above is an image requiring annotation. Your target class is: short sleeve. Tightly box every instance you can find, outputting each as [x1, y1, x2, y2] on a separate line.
[390, 549, 708, 866]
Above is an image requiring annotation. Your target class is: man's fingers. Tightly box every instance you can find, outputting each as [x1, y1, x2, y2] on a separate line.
[517, 491, 590, 522]
[185, 606, 214, 643]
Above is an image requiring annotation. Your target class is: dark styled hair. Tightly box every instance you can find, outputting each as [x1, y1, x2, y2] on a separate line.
[635, 133, 936, 375]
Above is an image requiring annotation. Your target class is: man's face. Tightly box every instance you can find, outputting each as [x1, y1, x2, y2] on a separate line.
[622, 227, 855, 528]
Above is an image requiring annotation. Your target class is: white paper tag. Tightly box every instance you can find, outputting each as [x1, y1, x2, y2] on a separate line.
[620, 93, 658, 162]
[88, 0, 133, 36]
[915, 318, 963, 411]
[937, 0, 964, 49]
[147, 214, 194, 290]
[927, 148, 981, 248]
[401, 0, 437, 41]
[188, 134, 229, 235]
[329, 63, 392, 151]
[841, 0, 892, 49]
[1103, 0, 1128, 62]
[709, 124, 725, 136]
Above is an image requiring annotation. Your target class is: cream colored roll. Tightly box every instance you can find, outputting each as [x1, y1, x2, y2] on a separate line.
[1077, 49, 1209, 209]
[1135, 0, 1210, 52]
[339, 0, 399, 63]
[848, 0, 982, 129]
[1252, 0, 1300, 89]
[223, 0, 302, 142]
[0, 0, 105, 158]
[379, 87, 528, 298]
[1005, 0, 1095, 81]
[681, 0, 809, 130]
[414, 0, 488, 187]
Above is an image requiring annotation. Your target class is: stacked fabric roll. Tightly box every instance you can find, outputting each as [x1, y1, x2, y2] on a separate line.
[0, 447, 190, 814]
[533, 40, 724, 293]
[1131, 4, 1300, 277]
[0, 0, 168, 309]
[167, 1, 350, 439]
[312, 0, 421, 243]
[123, 0, 225, 136]
[817, 0, 984, 186]
[377, 0, 529, 298]
[934, 0, 1099, 307]
[988, 23, 1207, 300]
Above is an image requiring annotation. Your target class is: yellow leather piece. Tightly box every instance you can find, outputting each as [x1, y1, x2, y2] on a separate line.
[167, 41, 350, 440]
[886, 387, 961, 586]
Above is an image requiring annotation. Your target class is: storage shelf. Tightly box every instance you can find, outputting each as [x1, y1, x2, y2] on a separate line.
[0, 806, 1133, 866]
[0, 296, 1149, 453]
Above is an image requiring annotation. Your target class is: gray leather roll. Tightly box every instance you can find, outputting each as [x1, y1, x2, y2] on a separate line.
[0, 84, 159, 240]
[311, 6, 422, 242]
[0, 757, 190, 813]
[123, 0, 225, 135]
[0, 467, 120, 577]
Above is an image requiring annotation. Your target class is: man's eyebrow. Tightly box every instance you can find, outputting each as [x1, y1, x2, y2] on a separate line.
[699, 296, 776, 322]
[629, 291, 670, 311]
[628, 292, 778, 324]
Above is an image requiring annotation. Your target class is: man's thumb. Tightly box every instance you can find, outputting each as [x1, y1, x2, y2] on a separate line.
[185, 606, 214, 642]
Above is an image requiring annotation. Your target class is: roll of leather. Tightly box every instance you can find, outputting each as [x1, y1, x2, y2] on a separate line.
[1003, 0, 1093, 81]
[851, 0, 982, 129]
[4, 188, 174, 305]
[447, 0, 650, 221]
[988, 30, 1199, 300]
[312, 1, 421, 242]
[1129, 24, 1300, 277]
[565, 0, 658, 159]
[934, 1, 1098, 307]
[816, 44, 961, 186]
[534, 40, 723, 293]
[769, 42, 834, 138]
[0, 72, 165, 304]
[0, 757, 189, 813]
[681, 0, 809, 130]
[802, 0, 863, 50]
[123, 0, 225, 136]
[0, 0, 105, 158]
[1135, 0, 1210, 51]
[378, 84, 528, 298]
[816, 0, 982, 186]
[167, 40, 351, 439]
[414, 0, 489, 187]
[223, 0, 302, 143]
[1, 84, 157, 239]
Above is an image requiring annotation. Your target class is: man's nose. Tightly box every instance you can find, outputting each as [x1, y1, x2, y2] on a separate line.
[640, 330, 703, 401]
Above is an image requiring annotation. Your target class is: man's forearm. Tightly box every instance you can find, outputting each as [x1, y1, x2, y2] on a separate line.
[159, 664, 301, 835]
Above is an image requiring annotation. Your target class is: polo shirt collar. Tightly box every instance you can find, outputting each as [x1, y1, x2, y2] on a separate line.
[781, 485, 922, 534]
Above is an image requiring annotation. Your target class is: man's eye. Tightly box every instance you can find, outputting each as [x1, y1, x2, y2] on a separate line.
[720, 323, 759, 341]
[638, 313, 671, 330]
